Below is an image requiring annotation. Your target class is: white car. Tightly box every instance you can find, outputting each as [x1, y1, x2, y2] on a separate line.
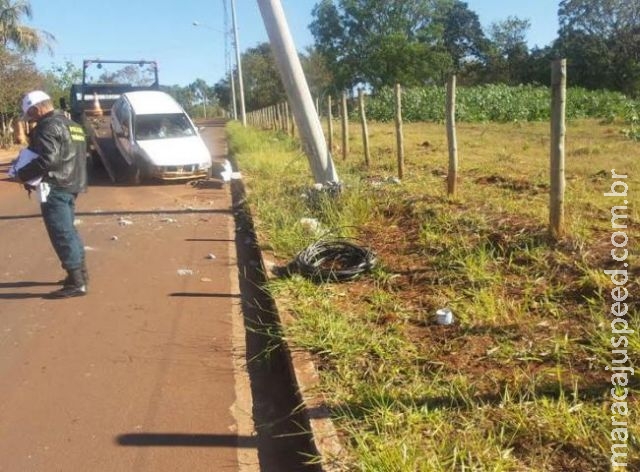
[110, 90, 212, 182]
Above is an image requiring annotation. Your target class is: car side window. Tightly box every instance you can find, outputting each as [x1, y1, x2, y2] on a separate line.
[120, 103, 131, 138]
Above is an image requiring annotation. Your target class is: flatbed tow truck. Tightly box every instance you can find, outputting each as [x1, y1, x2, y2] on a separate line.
[68, 59, 159, 183]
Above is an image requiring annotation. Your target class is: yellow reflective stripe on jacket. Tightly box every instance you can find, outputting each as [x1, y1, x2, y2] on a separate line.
[69, 124, 85, 142]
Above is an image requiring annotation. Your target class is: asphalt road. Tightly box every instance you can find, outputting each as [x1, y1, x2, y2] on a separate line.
[0, 121, 259, 471]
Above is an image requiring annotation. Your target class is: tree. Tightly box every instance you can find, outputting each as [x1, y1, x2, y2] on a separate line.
[42, 60, 82, 108]
[485, 16, 532, 84]
[185, 78, 219, 118]
[0, 0, 54, 53]
[214, 42, 286, 112]
[213, 78, 233, 112]
[309, 0, 357, 90]
[557, 0, 640, 96]
[310, 0, 453, 89]
[559, 0, 640, 38]
[0, 48, 42, 145]
[300, 46, 334, 100]
[441, 1, 488, 72]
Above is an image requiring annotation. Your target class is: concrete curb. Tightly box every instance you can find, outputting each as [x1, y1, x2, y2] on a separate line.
[262, 256, 346, 471]
[227, 136, 346, 470]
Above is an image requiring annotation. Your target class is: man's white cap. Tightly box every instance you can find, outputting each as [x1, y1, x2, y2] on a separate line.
[22, 90, 51, 116]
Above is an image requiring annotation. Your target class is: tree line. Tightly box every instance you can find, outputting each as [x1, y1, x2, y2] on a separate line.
[308, 0, 640, 95]
[214, 0, 639, 112]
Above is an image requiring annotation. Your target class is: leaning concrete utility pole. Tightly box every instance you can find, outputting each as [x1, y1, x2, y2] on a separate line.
[257, 0, 339, 184]
[231, 0, 247, 126]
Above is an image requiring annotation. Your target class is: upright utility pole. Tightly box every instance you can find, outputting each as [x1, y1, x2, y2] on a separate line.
[223, 0, 237, 120]
[231, 0, 247, 126]
[257, 0, 339, 184]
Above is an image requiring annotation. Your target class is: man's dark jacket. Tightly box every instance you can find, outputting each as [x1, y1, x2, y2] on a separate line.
[18, 110, 87, 194]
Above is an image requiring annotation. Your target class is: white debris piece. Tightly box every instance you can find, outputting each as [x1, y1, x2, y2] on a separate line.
[111, 236, 119, 241]
[206, 253, 216, 260]
[299, 217, 321, 235]
[220, 159, 233, 182]
[160, 217, 177, 223]
[177, 269, 194, 276]
[118, 217, 133, 226]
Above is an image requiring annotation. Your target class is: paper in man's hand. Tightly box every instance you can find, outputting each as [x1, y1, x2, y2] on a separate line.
[8, 147, 42, 186]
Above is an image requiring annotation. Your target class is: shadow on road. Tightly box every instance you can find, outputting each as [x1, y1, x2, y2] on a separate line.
[116, 433, 257, 449]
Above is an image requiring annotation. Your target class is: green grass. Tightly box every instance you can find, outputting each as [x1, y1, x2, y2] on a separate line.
[227, 118, 639, 471]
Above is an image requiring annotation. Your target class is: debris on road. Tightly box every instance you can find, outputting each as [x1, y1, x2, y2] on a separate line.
[177, 269, 194, 276]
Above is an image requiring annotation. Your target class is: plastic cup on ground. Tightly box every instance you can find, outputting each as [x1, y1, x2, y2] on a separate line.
[435, 308, 454, 325]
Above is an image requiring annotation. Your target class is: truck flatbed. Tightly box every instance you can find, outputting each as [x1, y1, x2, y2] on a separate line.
[84, 115, 118, 182]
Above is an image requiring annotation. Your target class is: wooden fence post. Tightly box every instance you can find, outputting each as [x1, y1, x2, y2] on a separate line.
[284, 102, 291, 135]
[327, 95, 334, 153]
[395, 83, 404, 179]
[277, 103, 283, 131]
[446, 74, 458, 196]
[550, 59, 567, 239]
[341, 90, 349, 160]
[359, 89, 371, 167]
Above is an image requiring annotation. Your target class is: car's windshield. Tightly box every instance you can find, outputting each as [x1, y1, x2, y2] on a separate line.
[134, 113, 195, 140]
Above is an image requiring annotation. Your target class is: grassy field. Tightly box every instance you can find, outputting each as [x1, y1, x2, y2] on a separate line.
[228, 118, 638, 471]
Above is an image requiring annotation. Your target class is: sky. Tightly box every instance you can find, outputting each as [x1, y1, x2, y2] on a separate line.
[25, 0, 561, 87]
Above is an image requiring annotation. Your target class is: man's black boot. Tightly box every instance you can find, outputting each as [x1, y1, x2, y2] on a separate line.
[81, 259, 89, 287]
[47, 268, 87, 299]
[58, 260, 88, 287]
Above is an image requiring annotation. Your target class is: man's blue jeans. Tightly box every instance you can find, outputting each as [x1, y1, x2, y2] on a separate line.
[40, 188, 85, 271]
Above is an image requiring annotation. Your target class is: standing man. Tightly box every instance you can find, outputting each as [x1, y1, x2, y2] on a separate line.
[17, 90, 89, 298]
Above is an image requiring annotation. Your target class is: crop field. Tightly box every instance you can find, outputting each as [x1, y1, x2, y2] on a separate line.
[228, 116, 638, 471]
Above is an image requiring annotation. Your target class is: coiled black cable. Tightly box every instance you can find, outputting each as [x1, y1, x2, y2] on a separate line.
[284, 237, 377, 282]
